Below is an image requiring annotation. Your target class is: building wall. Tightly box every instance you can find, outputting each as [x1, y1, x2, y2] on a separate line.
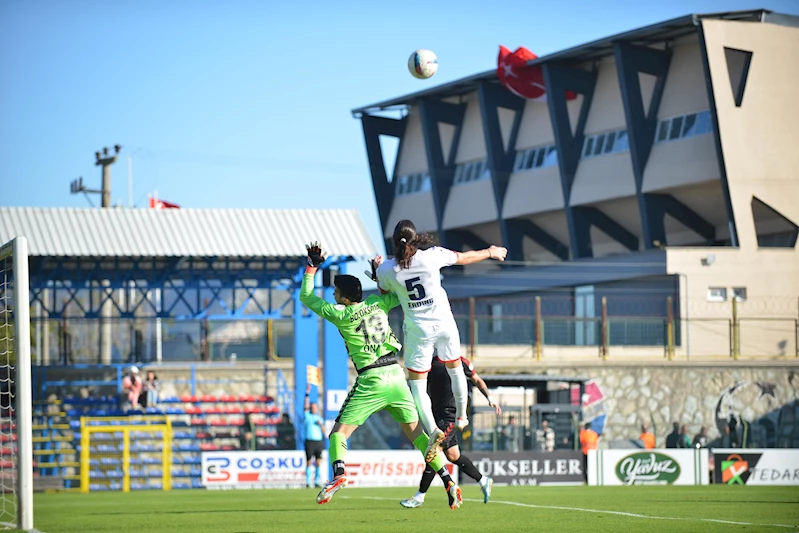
[383, 192, 437, 238]
[442, 179, 498, 230]
[454, 92, 487, 163]
[503, 166, 564, 217]
[394, 108, 427, 176]
[667, 247, 799, 357]
[702, 19, 799, 250]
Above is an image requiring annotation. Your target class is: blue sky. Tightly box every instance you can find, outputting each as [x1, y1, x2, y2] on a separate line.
[2, 0, 798, 284]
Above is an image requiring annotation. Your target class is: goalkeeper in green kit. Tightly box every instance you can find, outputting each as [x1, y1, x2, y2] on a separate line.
[300, 242, 462, 510]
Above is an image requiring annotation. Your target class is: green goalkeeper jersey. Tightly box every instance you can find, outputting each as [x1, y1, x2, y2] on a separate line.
[299, 273, 402, 372]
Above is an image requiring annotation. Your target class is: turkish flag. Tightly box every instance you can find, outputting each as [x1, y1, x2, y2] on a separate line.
[149, 197, 180, 209]
[497, 45, 577, 101]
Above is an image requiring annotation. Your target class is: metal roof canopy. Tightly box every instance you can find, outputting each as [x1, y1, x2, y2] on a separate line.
[352, 9, 780, 115]
[0, 207, 377, 259]
[0, 207, 378, 320]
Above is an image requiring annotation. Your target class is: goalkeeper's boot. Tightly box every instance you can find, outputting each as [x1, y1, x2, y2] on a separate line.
[480, 476, 493, 504]
[400, 494, 425, 508]
[316, 474, 347, 505]
[446, 480, 463, 510]
[424, 422, 453, 463]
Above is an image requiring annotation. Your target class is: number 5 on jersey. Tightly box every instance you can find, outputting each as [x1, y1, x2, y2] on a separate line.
[405, 277, 426, 301]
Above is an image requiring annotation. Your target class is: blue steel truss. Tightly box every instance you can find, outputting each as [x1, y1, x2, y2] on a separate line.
[28, 255, 354, 320]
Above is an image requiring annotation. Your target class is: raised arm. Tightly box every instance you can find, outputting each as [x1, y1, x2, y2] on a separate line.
[470, 373, 502, 415]
[299, 242, 347, 323]
[455, 245, 508, 266]
[304, 383, 311, 412]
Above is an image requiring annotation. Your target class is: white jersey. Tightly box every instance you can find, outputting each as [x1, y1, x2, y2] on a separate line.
[376, 246, 458, 331]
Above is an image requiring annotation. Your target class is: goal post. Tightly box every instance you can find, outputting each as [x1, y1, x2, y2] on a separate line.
[0, 237, 33, 531]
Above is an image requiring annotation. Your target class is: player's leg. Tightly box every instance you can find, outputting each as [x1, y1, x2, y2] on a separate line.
[404, 327, 450, 460]
[318, 373, 384, 504]
[386, 378, 461, 510]
[400, 416, 453, 508]
[436, 327, 469, 429]
[445, 444, 493, 504]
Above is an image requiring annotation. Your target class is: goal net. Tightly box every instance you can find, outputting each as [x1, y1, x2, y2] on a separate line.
[0, 237, 33, 530]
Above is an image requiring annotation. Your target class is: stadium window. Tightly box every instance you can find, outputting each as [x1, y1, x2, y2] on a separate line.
[604, 131, 617, 154]
[681, 113, 698, 137]
[396, 175, 408, 195]
[733, 287, 747, 302]
[696, 111, 712, 134]
[534, 147, 546, 168]
[593, 134, 606, 156]
[656, 120, 670, 143]
[513, 151, 525, 172]
[614, 130, 629, 152]
[524, 149, 535, 169]
[583, 137, 594, 158]
[543, 146, 558, 167]
[420, 173, 431, 192]
[669, 116, 684, 140]
[707, 287, 727, 302]
[453, 164, 464, 184]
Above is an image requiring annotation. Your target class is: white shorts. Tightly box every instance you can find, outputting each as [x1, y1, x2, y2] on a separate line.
[402, 322, 461, 373]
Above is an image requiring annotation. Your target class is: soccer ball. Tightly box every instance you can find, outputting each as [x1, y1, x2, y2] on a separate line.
[408, 49, 438, 79]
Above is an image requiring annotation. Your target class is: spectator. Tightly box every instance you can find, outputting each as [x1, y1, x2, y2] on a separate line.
[143, 370, 159, 408]
[692, 426, 709, 448]
[579, 422, 599, 455]
[239, 413, 255, 451]
[501, 415, 520, 452]
[728, 417, 740, 448]
[666, 422, 681, 448]
[303, 384, 326, 488]
[276, 413, 296, 450]
[721, 423, 738, 448]
[122, 366, 143, 410]
[679, 424, 691, 448]
[536, 420, 555, 452]
[639, 423, 656, 449]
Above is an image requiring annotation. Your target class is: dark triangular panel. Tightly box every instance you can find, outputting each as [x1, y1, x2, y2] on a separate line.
[752, 196, 799, 248]
[724, 47, 753, 107]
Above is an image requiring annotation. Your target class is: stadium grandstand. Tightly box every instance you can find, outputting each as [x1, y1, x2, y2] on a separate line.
[0, 206, 375, 491]
[353, 8, 799, 361]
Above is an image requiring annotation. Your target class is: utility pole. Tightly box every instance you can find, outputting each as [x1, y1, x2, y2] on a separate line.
[70, 145, 121, 207]
[69, 145, 121, 365]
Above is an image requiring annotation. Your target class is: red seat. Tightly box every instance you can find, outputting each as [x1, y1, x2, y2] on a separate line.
[200, 395, 217, 403]
[184, 406, 203, 415]
[200, 443, 219, 451]
[225, 406, 243, 414]
[239, 394, 256, 402]
[180, 395, 198, 403]
[204, 406, 222, 415]
[219, 395, 236, 403]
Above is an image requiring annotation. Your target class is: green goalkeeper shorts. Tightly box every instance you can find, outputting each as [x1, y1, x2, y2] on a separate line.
[335, 364, 418, 426]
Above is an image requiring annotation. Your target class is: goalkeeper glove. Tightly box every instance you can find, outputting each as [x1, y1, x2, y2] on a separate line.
[305, 241, 326, 268]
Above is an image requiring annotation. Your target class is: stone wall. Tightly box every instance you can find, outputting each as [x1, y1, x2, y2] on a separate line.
[536, 363, 799, 446]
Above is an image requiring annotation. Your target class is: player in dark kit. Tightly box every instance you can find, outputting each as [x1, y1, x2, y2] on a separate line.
[400, 356, 501, 508]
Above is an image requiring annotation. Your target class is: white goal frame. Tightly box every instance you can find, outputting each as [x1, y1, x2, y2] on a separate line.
[0, 237, 33, 531]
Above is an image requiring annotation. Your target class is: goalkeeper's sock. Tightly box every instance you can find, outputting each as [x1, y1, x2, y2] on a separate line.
[408, 379, 438, 434]
[446, 364, 469, 420]
[418, 464, 436, 494]
[329, 432, 348, 478]
[305, 466, 312, 487]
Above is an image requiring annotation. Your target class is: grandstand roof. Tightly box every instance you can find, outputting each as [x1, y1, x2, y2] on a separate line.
[352, 9, 795, 115]
[0, 207, 377, 258]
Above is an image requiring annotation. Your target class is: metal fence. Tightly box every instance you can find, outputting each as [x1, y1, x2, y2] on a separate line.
[27, 297, 799, 365]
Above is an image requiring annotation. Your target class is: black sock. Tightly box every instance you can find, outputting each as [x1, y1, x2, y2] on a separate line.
[332, 460, 345, 478]
[436, 466, 453, 487]
[455, 455, 482, 483]
[419, 464, 436, 494]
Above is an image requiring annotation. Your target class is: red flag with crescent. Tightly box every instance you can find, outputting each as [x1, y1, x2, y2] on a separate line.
[497, 45, 577, 101]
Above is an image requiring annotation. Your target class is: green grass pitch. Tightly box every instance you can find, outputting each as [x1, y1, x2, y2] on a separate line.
[34, 485, 799, 533]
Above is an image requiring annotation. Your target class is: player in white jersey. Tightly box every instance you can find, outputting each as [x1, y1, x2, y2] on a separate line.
[374, 219, 507, 461]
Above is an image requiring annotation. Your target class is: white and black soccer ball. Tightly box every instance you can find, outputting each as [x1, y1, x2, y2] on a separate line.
[408, 49, 438, 79]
